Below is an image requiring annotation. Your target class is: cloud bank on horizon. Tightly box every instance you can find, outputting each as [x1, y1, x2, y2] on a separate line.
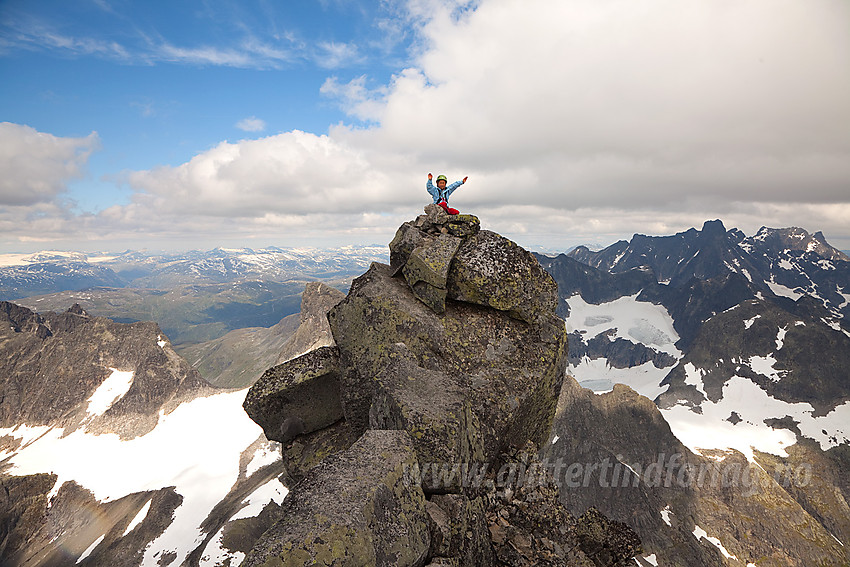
[2, 0, 849, 252]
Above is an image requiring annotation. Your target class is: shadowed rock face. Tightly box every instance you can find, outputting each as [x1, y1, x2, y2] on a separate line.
[242, 208, 641, 566]
[545, 376, 850, 567]
[0, 302, 211, 438]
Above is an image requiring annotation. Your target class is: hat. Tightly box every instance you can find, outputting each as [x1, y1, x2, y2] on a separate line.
[436, 175, 447, 182]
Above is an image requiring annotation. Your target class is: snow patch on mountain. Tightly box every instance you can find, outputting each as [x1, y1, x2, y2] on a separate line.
[659, 505, 673, 527]
[246, 441, 282, 477]
[693, 524, 737, 560]
[748, 355, 786, 382]
[565, 294, 680, 356]
[766, 278, 803, 300]
[0, 388, 280, 567]
[683, 363, 708, 397]
[573, 357, 670, 400]
[662, 376, 850, 460]
[123, 498, 152, 536]
[77, 535, 105, 564]
[86, 368, 134, 417]
[775, 326, 788, 349]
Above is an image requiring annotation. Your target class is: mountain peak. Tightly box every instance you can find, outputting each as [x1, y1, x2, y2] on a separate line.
[701, 218, 726, 235]
[240, 208, 637, 566]
[746, 226, 849, 262]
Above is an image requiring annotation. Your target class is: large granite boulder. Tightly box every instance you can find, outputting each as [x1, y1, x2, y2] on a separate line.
[327, 261, 567, 463]
[401, 233, 463, 313]
[389, 209, 556, 324]
[240, 430, 430, 567]
[448, 230, 559, 324]
[369, 344, 486, 486]
[243, 346, 343, 443]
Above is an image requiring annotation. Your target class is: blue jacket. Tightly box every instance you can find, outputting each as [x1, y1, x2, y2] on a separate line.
[426, 178, 464, 204]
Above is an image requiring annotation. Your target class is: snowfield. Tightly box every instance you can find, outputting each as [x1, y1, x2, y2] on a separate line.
[566, 293, 680, 356]
[565, 295, 850, 463]
[565, 293, 681, 399]
[0, 388, 285, 567]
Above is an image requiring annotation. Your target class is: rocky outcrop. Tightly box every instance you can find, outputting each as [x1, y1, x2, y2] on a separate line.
[275, 282, 346, 364]
[242, 208, 639, 566]
[244, 345, 343, 443]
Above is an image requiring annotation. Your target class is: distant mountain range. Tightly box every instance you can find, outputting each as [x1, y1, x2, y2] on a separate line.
[0, 246, 388, 299]
[2, 246, 387, 345]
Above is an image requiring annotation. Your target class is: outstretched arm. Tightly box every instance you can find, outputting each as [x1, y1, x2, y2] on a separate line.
[445, 176, 468, 199]
[426, 174, 439, 202]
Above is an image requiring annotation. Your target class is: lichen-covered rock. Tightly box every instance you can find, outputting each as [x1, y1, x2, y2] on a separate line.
[402, 233, 463, 312]
[240, 430, 431, 567]
[574, 507, 642, 567]
[277, 418, 360, 486]
[243, 346, 343, 443]
[426, 494, 493, 565]
[389, 207, 480, 277]
[447, 230, 558, 324]
[327, 262, 567, 461]
[390, 221, 431, 275]
[369, 344, 485, 485]
[484, 444, 602, 567]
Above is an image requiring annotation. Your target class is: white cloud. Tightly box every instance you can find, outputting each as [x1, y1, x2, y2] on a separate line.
[3, 0, 850, 251]
[3, 18, 296, 70]
[315, 41, 363, 69]
[0, 123, 99, 206]
[236, 117, 267, 132]
[320, 75, 388, 122]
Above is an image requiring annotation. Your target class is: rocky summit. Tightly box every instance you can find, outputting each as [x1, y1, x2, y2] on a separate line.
[241, 206, 639, 566]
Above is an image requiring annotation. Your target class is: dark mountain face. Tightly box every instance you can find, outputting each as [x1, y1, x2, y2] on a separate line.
[0, 301, 211, 437]
[568, 220, 763, 288]
[541, 219, 850, 567]
[567, 220, 850, 322]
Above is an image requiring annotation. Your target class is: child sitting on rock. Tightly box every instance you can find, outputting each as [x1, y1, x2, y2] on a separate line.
[426, 173, 468, 215]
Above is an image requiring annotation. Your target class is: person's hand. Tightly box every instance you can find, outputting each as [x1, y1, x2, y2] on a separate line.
[428, 173, 433, 180]
[462, 176, 468, 183]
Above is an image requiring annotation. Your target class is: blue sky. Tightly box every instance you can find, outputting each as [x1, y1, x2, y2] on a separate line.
[2, 0, 850, 253]
[2, 0, 408, 210]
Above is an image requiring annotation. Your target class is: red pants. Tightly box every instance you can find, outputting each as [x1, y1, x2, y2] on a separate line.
[438, 201, 459, 215]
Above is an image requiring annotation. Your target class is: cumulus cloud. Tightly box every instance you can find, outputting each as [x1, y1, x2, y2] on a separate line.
[125, 0, 849, 243]
[0, 123, 99, 206]
[5, 0, 850, 250]
[236, 116, 267, 132]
